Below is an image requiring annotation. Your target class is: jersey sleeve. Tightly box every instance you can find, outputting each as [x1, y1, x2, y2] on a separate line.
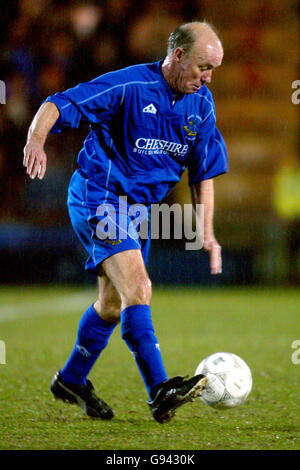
[44, 72, 125, 133]
[187, 94, 228, 186]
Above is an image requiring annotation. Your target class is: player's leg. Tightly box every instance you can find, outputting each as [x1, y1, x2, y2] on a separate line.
[101, 249, 168, 399]
[50, 275, 120, 419]
[102, 249, 207, 424]
[59, 275, 119, 386]
[94, 274, 121, 323]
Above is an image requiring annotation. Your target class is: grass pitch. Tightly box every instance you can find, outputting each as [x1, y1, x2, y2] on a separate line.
[0, 285, 299, 450]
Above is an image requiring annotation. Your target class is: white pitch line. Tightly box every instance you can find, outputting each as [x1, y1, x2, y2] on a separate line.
[0, 292, 95, 323]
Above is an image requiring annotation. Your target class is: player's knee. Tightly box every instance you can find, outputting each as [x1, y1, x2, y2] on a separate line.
[123, 276, 152, 307]
[134, 276, 152, 305]
[103, 305, 121, 324]
[94, 298, 121, 324]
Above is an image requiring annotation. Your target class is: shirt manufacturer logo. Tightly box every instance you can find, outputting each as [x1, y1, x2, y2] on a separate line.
[76, 345, 91, 358]
[143, 103, 157, 115]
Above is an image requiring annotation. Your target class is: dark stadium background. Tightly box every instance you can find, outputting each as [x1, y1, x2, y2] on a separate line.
[0, 0, 299, 287]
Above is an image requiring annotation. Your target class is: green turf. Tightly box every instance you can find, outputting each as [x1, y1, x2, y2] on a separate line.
[0, 286, 299, 450]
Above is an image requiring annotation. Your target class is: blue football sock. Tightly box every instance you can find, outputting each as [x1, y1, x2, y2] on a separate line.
[121, 304, 168, 400]
[60, 304, 116, 385]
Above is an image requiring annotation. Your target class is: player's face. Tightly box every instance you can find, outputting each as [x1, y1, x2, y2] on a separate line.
[174, 40, 223, 94]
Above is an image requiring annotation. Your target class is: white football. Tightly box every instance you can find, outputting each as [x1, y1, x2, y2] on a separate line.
[195, 352, 252, 409]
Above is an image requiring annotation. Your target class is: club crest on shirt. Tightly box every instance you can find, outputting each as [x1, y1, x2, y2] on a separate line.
[183, 115, 202, 141]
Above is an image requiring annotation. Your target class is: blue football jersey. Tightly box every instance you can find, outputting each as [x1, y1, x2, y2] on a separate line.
[45, 60, 228, 205]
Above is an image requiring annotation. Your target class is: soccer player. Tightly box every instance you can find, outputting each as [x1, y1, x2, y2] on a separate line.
[23, 21, 228, 423]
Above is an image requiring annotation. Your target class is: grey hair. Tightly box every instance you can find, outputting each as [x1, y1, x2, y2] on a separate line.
[167, 21, 220, 56]
[167, 25, 195, 56]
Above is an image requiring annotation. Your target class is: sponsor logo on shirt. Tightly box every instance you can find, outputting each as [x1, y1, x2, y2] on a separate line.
[134, 138, 189, 157]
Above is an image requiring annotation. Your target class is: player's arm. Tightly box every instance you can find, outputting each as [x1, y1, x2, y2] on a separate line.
[190, 178, 222, 275]
[23, 102, 60, 180]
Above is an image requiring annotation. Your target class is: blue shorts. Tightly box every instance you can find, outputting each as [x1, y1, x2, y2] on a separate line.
[67, 170, 151, 275]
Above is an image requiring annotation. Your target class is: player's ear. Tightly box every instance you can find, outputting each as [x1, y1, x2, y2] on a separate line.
[173, 47, 185, 63]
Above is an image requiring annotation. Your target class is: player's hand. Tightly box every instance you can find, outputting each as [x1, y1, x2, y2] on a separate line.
[23, 138, 47, 180]
[203, 238, 222, 275]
